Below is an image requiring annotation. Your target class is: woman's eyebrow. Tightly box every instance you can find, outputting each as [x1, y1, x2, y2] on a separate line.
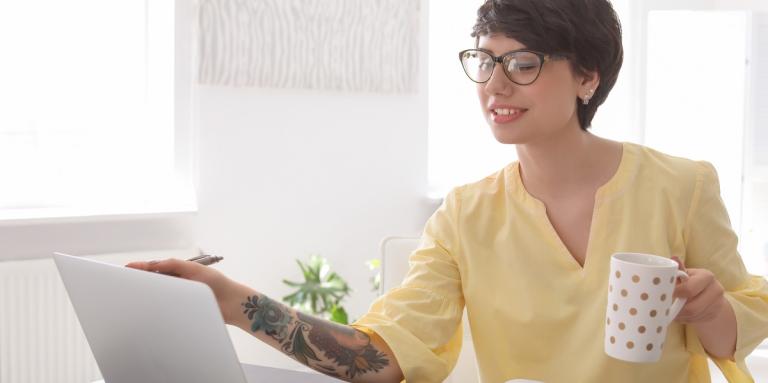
[477, 47, 529, 55]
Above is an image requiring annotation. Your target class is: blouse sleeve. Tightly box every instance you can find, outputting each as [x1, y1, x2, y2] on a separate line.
[351, 188, 465, 383]
[683, 161, 768, 381]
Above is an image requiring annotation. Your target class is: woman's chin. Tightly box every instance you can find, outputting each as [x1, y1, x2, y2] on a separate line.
[490, 127, 527, 145]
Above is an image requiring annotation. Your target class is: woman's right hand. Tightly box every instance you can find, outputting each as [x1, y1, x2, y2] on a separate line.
[125, 258, 252, 324]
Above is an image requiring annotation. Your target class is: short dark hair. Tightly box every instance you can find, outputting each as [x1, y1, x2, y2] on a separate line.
[471, 0, 623, 130]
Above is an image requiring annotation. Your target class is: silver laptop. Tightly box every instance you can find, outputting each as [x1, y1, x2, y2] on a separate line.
[53, 252, 338, 383]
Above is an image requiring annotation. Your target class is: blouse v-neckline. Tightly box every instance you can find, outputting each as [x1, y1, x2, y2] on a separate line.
[506, 141, 638, 272]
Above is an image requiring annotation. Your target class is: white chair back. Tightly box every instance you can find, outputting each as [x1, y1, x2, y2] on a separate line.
[380, 236, 421, 295]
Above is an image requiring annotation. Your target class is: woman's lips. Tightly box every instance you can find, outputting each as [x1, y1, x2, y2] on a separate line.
[490, 108, 527, 124]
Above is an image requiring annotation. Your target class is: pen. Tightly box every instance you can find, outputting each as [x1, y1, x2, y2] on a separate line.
[187, 253, 224, 266]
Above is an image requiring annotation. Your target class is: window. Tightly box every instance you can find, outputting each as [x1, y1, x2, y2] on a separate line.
[643, 9, 750, 265]
[0, 0, 193, 220]
[428, 0, 768, 274]
[744, 11, 768, 274]
[639, 1, 768, 274]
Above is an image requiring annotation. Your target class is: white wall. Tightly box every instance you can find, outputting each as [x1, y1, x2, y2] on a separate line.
[193, 0, 435, 369]
[195, 86, 438, 368]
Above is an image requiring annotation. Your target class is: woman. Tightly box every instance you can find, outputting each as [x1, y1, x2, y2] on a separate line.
[128, 0, 768, 382]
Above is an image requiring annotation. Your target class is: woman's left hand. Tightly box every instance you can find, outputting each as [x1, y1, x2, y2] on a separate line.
[671, 256, 729, 324]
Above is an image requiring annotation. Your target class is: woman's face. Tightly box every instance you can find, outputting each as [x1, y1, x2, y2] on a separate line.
[476, 34, 590, 145]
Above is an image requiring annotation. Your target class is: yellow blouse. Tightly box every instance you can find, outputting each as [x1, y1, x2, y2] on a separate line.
[352, 142, 768, 383]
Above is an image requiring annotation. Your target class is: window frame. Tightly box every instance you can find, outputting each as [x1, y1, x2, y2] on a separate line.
[0, 0, 198, 262]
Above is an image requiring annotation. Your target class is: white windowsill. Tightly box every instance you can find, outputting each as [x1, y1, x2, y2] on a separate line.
[0, 179, 198, 226]
[0, 203, 197, 226]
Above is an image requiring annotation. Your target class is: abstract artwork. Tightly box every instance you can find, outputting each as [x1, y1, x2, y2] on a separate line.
[198, 0, 420, 93]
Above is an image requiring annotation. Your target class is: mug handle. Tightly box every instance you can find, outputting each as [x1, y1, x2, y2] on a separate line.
[665, 270, 689, 325]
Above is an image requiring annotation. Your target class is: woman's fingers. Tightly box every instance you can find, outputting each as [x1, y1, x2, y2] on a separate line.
[675, 280, 725, 323]
[671, 266, 726, 324]
[673, 268, 714, 299]
[125, 258, 200, 277]
[671, 256, 686, 272]
[125, 261, 151, 271]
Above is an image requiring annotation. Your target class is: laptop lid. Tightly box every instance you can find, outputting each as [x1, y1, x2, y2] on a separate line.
[53, 252, 249, 383]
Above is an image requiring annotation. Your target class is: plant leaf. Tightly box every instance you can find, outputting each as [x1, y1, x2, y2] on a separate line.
[282, 279, 303, 288]
[330, 305, 348, 325]
[296, 259, 312, 281]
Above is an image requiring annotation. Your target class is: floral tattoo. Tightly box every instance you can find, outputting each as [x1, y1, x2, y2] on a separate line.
[242, 295, 390, 378]
[299, 312, 389, 378]
[242, 295, 292, 342]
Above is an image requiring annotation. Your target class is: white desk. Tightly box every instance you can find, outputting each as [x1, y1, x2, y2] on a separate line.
[94, 363, 341, 382]
[240, 363, 340, 382]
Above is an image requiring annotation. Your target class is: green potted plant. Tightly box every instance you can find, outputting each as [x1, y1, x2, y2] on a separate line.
[282, 255, 352, 324]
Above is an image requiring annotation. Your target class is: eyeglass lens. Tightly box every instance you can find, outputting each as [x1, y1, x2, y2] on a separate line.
[460, 50, 543, 85]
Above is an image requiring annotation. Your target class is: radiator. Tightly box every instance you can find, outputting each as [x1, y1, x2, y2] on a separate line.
[0, 249, 198, 383]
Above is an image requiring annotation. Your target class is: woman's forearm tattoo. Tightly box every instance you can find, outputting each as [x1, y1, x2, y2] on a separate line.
[242, 295, 292, 341]
[242, 295, 390, 379]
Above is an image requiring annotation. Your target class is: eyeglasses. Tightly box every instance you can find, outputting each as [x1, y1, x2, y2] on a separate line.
[458, 49, 566, 85]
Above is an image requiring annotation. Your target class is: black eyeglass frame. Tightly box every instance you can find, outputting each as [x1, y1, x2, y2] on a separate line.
[458, 48, 567, 85]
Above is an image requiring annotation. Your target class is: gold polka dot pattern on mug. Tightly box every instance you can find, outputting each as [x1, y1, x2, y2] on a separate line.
[606, 270, 670, 355]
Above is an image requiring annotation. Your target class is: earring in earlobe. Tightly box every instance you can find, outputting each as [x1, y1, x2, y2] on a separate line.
[582, 89, 595, 105]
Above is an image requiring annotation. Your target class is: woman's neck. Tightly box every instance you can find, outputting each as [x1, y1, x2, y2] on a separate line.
[515, 129, 618, 199]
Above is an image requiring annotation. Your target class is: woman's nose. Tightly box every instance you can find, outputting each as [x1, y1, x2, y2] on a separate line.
[483, 63, 515, 95]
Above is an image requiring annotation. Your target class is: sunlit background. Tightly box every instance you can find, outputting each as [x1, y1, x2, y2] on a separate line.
[0, 0, 766, 382]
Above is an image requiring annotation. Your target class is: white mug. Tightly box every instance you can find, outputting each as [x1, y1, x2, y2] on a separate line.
[604, 252, 688, 363]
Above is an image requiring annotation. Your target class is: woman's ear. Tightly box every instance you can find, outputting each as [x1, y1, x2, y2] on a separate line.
[579, 70, 601, 105]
